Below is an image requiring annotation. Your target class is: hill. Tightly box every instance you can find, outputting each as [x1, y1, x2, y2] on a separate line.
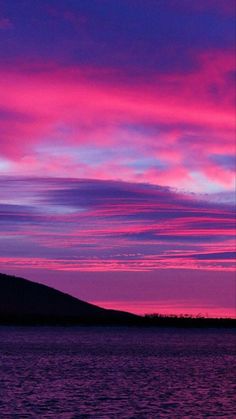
[0, 273, 140, 325]
[0, 273, 235, 327]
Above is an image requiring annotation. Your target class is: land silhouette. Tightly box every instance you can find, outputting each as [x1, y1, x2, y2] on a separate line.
[0, 273, 139, 325]
[0, 273, 235, 327]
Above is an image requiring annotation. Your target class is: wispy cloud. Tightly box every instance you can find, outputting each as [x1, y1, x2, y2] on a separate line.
[0, 177, 234, 272]
[0, 50, 235, 192]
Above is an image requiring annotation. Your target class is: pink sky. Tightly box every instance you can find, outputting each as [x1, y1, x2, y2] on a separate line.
[0, 0, 235, 317]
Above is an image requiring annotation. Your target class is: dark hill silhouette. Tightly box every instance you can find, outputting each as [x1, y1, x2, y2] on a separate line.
[0, 273, 140, 325]
[0, 273, 235, 327]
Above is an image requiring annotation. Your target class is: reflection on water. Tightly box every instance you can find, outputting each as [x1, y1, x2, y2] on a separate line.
[0, 327, 235, 417]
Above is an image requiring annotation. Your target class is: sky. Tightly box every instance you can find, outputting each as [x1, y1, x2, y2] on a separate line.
[0, 0, 235, 317]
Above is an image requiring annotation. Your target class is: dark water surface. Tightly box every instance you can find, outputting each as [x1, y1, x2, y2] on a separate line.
[0, 327, 235, 418]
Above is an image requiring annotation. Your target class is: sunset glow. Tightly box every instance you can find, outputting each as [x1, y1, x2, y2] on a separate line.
[0, 0, 235, 317]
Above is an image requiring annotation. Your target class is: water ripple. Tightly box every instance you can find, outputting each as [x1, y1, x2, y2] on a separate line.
[0, 327, 235, 418]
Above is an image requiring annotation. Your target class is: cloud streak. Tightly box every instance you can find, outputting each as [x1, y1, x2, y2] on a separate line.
[0, 49, 234, 192]
[0, 177, 235, 273]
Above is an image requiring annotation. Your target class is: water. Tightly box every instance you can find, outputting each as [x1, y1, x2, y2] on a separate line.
[0, 327, 235, 418]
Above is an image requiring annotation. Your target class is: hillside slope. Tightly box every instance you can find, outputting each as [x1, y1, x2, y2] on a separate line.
[0, 273, 139, 325]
